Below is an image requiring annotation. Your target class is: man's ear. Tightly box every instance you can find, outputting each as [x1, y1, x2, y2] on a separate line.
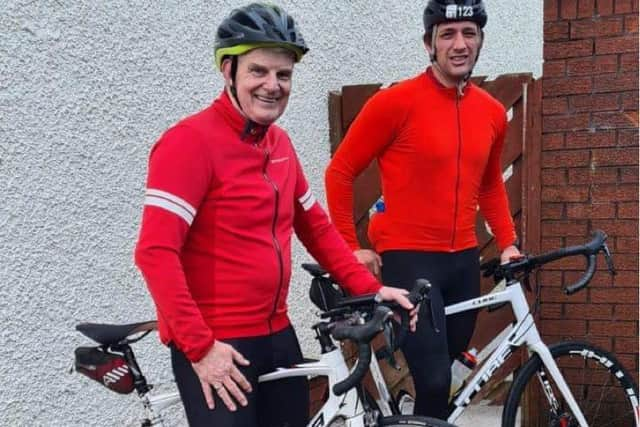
[423, 33, 434, 56]
[221, 57, 233, 86]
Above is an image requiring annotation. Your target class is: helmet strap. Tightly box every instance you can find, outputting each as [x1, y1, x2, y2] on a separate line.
[226, 56, 260, 140]
[429, 24, 438, 63]
[229, 56, 241, 107]
[429, 23, 484, 95]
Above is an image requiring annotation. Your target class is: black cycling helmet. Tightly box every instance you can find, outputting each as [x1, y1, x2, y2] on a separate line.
[214, 3, 309, 69]
[423, 0, 488, 38]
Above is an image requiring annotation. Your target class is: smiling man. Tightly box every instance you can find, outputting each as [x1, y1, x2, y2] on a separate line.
[134, 3, 415, 427]
[325, 0, 520, 420]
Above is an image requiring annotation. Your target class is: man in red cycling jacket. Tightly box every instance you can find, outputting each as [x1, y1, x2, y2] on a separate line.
[325, 0, 521, 420]
[134, 4, 415, 427]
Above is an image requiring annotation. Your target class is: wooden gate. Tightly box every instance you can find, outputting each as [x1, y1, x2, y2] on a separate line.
[323, 74, 542, 413]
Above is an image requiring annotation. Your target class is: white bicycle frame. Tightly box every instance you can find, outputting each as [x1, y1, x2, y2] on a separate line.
[443, 280, 590, 426]
[260, 349, 376, 427]
[138, 387, 181, 426]
[134, 340, 391, 427]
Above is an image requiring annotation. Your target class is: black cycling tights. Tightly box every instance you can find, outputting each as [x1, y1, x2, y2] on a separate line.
[171, 325, 309, 427]
[381, 248, 480, 420]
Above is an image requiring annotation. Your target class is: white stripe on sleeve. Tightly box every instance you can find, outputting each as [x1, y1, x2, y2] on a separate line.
[146, 189, 196, 215]
[144, 189, 196, 225]
[298, 188, 316, 211]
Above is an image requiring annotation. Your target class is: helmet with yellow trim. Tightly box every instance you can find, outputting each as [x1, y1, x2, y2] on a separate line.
[214, 3, 309, 69]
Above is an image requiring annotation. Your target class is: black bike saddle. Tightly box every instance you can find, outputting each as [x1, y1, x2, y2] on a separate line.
[76, 320, 157, 346]
[301, 263, 328, 277]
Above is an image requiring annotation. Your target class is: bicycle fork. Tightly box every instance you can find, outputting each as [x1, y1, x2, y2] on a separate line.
[515, 315, 589, 427]
[528, 339, 589, 427]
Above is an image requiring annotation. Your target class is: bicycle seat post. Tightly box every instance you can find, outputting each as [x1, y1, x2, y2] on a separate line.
[114, 343, 152, 395]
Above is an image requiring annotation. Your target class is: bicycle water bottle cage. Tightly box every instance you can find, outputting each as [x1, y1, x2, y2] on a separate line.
[74, 347, 135, 394]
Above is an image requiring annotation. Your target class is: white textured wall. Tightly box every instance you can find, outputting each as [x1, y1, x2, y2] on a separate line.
[0, 1, 541, 425]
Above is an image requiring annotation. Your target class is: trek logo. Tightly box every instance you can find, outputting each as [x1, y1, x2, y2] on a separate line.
[445, 4, 474, 19]
[102, 365, 130, 386]
[471, 295, 497, 306]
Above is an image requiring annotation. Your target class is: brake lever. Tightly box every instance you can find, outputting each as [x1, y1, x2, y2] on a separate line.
[601, 243, 617, 276]
[428, 297, 440, 334]
[382, 322, 401, 370]
[480, 258, 499, 278]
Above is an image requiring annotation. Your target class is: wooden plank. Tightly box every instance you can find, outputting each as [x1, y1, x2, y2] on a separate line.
[309, 377, 327, 418]
[470, 75, 488, 85]
[521, 77, 543, 427]
[482, 73, 532, 109]
[522, 78, 542, 255]
[328, 91, 344, 155]
[475, 157, 523, 251]
[475, 215, 494, 252]
[502, 101, 525, 168]
[505, 162, 523, 215]
[341, 84, 382, 131]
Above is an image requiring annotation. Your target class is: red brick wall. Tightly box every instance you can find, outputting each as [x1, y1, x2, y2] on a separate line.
[541, 0, 638, 381]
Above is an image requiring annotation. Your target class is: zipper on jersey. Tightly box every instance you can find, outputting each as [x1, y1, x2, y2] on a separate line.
[262, 149, 284, 333]
[451, 93, 462, 250]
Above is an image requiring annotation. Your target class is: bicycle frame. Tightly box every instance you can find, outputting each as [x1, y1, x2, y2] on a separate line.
[116, 279, 588, 427]
[259, 348, 376, 427]
[139, 390, 182, 426]
[132, 338, 386, 426]
[444, 280, 589, 426]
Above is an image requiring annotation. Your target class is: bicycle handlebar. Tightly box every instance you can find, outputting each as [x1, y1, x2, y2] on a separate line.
[331, 306, 390, 395]
[329, 279, 431, 396]
[485, 230, 615, 295]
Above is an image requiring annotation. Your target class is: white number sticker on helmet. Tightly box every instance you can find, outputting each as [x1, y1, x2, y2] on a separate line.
[446, 5, 458, 18]
[446, 4, 475, 19]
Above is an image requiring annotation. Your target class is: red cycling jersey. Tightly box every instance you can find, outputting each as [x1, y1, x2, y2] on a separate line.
[325, 68, 516, 253]
[135, 91, 380, 362]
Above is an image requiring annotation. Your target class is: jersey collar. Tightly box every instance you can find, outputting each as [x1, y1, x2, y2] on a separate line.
[425, 67, 471, 98]
[215, 90, 270, 143]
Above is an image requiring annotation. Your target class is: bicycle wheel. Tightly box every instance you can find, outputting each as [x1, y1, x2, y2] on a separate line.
[502, 341, 639, 427]
[380, 415, 456, 426]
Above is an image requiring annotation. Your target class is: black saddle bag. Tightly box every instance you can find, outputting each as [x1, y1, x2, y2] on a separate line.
[74, 347, 135, 394]
[308, 276, 347, 312]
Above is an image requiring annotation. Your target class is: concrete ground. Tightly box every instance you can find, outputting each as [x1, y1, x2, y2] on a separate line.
[452, 401, 504, 426]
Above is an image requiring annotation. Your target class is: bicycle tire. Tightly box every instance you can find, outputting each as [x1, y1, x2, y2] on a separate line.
[380, 415, 456, 427]
[502, 341, 639, 427]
